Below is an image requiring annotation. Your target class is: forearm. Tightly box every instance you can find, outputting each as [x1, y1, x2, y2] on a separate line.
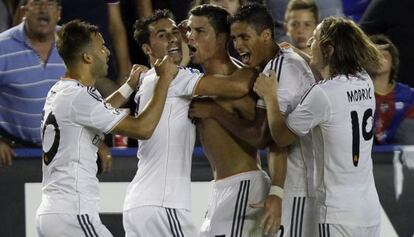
[108, 4, 132, 82]
[133, 77, 170, 135]
[211, 107, 270, 148]
[268, 143, 287, 187]
[264, 94, 296, 147]
[105, 81, 135, 108]
[135, 0, 153, 18]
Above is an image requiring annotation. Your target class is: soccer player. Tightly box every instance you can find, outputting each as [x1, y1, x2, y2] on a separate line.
[122, 10, 255, 237]
[36, 20, 176, 237]
[189, 3, 316, 236]
[186, 4, 285, 237]
[254, 16, 383, 237]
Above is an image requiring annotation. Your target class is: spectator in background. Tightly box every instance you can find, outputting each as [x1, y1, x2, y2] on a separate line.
[368, 34, 414, 145]
[284, 0, 318, 55]
[360, 0, 414, 88]
[59, 0, 131, 94]
[266, 0, 343, 43]
[0, 0, 65, 167]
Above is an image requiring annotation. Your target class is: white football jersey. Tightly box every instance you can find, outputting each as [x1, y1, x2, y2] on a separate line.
[258, 48, 316, 196]
[286, 72, 381, 226]
[37, 79, 128, 215]
[123, 67, 203, 212]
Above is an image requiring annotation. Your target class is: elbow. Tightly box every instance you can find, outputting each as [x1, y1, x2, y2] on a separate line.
[274, 138, 290, 148]
[139, 127, 155, 140]
[233, 84, 249, 98]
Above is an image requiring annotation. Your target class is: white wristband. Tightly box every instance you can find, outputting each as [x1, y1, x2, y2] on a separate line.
[118, 83, 134, 99]
[269, 185, 284, 199]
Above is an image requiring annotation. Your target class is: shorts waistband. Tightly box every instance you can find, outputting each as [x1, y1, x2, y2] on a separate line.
[213, 170, 268, 189]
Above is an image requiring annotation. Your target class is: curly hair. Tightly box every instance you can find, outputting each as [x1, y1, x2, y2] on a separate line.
[133, 9, 175, 47]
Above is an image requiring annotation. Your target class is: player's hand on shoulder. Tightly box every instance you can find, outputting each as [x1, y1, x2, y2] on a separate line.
[0, 141, 14, 167]
[250, 194, 282, 236]
[154, 55, 179, 82]
[253, 70, 279, 100]
[126, 64, 149, 90]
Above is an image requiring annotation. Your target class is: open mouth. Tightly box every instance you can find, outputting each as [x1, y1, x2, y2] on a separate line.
[239, 52, 251, 65]
[37, 15, 51, 26]
[188, 45, 197, 58]
[167, 46, 181, 56]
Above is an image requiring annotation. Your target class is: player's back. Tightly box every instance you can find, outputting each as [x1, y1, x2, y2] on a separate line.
[312, 72, 380, 226]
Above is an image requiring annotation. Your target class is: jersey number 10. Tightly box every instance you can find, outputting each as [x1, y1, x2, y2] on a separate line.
[350, 108, 374, 167]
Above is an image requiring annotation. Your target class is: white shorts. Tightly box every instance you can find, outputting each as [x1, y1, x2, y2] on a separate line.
[123, 206, 197, 237]
[199, 170, 271, 237]
[318, 223, 380, 237]
[277, 195, 317, 237]
[36, 213, 112, 237]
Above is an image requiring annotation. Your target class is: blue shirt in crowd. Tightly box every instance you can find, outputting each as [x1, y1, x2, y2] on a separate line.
[0, 22, 65, 145]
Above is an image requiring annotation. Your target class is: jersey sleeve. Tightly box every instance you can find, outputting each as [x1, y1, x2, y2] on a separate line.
[174, 67, 204, 97]
[257, 56, 314, 114]
[286, 85, 331, 136]
[71, 87, 129, 134]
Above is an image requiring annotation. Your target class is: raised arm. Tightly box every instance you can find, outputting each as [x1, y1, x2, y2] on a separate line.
[111, 56, 176, 139]
[108, 2, 132, 83]
[194, 68, 257, 98]
[105, 64, 148, 108]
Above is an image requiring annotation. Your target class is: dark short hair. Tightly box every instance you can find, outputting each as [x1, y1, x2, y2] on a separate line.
[23, 0, 61, 6]
[228, 3, 275, 39]
[318, 17, 382, 77]
[369, 34, 399, 82]
[189, 4, 230, 35]
[56, 20, 99, 67]
[133, 9, 175, 47]
[285, 0, 318, 23]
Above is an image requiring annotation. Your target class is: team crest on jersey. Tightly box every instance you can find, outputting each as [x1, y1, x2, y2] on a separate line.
[103, 102, 121, 115]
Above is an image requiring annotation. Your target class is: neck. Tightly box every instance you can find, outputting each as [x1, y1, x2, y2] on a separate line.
[65, 66, 95, 87]
[300, 47, 311, 55]
[260, 42, 280, 69]
[320, 66, 330, 80]
[373, 72, 393, 95]
[202, 53, 236, 75]
[24, 24, 53, 44]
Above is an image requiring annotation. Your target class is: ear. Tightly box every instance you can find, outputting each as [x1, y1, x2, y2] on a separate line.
[216, 33, 228, 47]
[283, 22, 288, 34]
[327, 44, 334, 58]
[82, 52, 93, 64]
[261, 28, 273, 42]
[141, 43, 152, 56]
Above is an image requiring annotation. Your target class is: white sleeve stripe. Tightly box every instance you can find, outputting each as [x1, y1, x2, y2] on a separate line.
[191, 73, 205, 97]
[104, 111, 129, 134]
